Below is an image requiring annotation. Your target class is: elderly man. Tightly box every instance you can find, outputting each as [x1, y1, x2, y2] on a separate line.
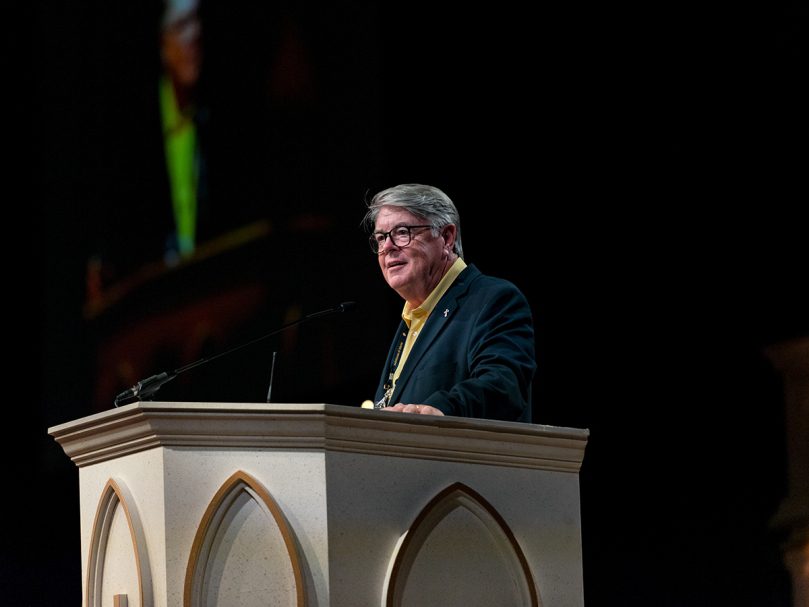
[364, 183, 536, 421]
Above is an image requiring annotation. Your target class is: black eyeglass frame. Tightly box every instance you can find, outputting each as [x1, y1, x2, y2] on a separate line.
[369, 224, 433, 254]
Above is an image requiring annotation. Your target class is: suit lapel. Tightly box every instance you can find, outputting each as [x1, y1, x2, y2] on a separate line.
[389, 265, 479, 404]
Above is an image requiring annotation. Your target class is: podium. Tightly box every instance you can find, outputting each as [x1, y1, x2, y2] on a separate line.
[49, 402, 588, 607]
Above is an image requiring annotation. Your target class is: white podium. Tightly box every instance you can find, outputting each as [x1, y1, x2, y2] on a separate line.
[49, 402, 588, 607]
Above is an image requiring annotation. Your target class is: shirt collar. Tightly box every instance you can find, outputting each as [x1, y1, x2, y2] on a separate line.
[402, 257, 467, 326]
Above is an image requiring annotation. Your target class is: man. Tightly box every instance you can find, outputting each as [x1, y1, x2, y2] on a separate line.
[159, 0, 204, 259]
[364, 184, 536, 421]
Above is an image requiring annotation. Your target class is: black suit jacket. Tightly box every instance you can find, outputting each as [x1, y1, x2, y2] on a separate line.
[374, 264, 536, 422]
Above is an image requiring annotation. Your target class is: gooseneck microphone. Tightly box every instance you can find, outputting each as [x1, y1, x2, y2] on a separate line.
[112, 372, 176, 406]
[113, 301, 357, 407]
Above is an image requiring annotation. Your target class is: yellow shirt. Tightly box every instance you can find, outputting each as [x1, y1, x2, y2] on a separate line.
[391, 257, 467, 393]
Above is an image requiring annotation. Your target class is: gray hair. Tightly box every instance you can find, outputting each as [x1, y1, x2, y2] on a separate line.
[363, 183, 464, 259]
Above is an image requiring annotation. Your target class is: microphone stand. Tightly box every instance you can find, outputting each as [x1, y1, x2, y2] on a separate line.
[113, 301, 356, 407]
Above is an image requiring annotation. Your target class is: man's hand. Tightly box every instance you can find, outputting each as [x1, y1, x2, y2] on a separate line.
[383, 403, 444, 416]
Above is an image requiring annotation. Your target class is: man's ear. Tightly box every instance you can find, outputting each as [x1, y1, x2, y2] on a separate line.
[442, 224, 457, 248]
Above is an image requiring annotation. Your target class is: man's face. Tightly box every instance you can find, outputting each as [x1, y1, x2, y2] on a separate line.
[374, 206, 447, 306]
[161, 14, 202, 87]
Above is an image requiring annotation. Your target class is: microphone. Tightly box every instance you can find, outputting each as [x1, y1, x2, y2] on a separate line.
[112, 372, 176, 406]
[266, 351, 278, 403]
[113, 301, 357, 407]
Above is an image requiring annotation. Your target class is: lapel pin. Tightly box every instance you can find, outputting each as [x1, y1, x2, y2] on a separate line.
[443, 308, 449, 318]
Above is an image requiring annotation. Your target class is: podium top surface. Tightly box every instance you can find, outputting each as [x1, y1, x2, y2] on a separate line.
[48, 402, 589, 471]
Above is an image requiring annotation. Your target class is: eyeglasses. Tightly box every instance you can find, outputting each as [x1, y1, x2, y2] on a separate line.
[369, 224, 433, 254]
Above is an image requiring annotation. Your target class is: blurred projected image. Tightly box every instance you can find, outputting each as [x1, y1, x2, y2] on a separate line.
[84, 1, 326, 309]
[80, 2, 373, 411]
[159, 0, 205, 260]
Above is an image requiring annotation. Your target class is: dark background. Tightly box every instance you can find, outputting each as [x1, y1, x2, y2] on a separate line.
[11, 0, 808, 605]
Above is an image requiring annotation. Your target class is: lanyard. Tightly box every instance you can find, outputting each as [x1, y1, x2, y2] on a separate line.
[375, 328, 408, 408]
